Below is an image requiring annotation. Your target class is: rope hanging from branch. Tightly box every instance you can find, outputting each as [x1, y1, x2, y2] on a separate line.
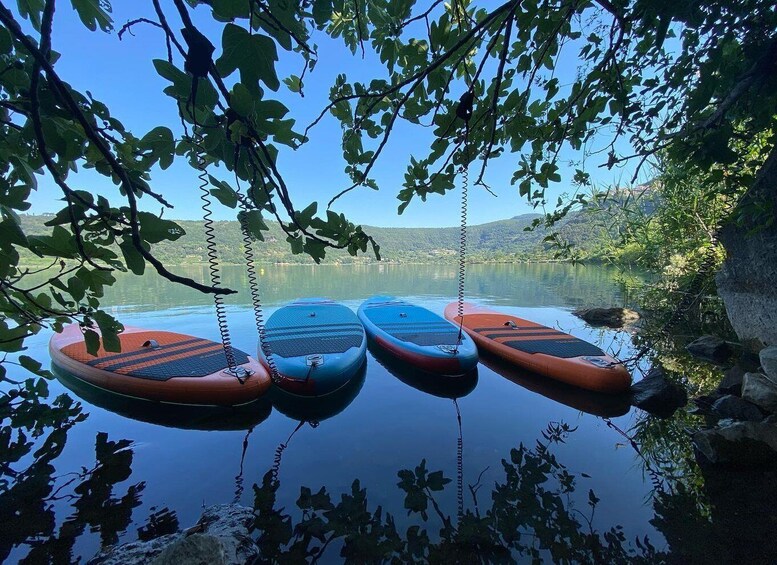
[455, 88, 474, 348]
[179, 22, 282, 383]
[180, 25, 241, 377]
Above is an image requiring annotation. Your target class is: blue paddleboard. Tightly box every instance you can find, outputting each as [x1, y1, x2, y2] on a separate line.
[358, 296, 478, 376]
[259, 298, 366, 396]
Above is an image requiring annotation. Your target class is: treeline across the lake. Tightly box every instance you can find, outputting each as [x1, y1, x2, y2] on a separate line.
[18, 195, 639, 266]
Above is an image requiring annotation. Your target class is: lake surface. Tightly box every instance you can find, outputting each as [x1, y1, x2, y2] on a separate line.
[6, 263, 677, 562]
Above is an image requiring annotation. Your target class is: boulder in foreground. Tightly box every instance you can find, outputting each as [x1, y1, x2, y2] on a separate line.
[89, 504, 258, 565]
[742, 372, 777, 414]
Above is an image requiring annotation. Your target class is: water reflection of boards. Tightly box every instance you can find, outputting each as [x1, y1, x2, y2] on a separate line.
[370, 344, 471, 519]
[269, 365, 366, 487]
[369, 344, 478, 400]
[479, 353, 631, 418]
[270, 362, 366, 423]
[53, 366, 272, 431]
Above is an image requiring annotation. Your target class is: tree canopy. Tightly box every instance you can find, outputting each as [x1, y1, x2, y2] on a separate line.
[1, 0, 775, 375]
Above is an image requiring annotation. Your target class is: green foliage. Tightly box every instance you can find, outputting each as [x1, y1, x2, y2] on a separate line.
[252, 422, 666, 563]
[5, 0, 774, 560]
[316, 0, 776, 220]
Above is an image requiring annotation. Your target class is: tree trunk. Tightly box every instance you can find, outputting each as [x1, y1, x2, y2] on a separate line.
[716, 147, 777, 351]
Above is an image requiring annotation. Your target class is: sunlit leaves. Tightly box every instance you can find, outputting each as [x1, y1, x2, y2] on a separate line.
[283, 74, 302, 93]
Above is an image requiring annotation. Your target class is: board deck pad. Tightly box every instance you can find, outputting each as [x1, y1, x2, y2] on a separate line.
[264, 301, 365, 357]
[60, 330, 248, 381]
[363, 300, 462, 346]
[472, 326, 606, 358]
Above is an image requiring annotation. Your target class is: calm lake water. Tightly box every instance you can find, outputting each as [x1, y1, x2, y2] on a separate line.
[8, 263, 673, 562]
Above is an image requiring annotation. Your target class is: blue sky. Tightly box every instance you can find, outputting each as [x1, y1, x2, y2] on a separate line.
[23, 2, 645, 228]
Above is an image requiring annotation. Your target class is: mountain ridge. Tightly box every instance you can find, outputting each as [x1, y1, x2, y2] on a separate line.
[18, 209, 608, 265]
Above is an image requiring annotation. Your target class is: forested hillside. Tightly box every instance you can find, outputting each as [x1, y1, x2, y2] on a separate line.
[17, 205, 618, 265]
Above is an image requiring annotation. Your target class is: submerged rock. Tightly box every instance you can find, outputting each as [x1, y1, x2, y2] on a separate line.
[88, 535, 178, 565]
[690, 392, 724, 416]
[718, 365, 747, 395]
[686, 335, 733, 364]
[151, 534, 226, 565]
[630, 368, 688, 418]
[572, 307, 640, 328]
[760, 346, 777, 381]
[693, 421, 777, 467]
[89, 504, 258, 565]
[742, 372, 777, 414]
[711, 394, 764, 422]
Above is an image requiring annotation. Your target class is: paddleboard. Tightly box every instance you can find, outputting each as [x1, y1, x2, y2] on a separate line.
[444, 302, 631, 393]
[259, 298, 366, 396]
[358, 296, 478, 376]
[49, 324, 271, 406]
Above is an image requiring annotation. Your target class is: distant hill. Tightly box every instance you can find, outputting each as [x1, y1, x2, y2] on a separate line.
[17, 204, 618, 266]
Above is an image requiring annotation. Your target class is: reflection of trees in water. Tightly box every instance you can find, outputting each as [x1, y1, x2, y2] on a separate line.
[0, 392, 144, 563]
[6, 349, 774, 562]
[251, 422, 666, 563]
[137, 507, 180, 542]
[622, 304, 777, 564]
[96, 263, 645, 314]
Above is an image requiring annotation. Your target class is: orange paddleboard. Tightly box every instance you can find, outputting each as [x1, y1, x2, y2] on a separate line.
[50, 324, 270, 406]
[444, 302, 631, 394]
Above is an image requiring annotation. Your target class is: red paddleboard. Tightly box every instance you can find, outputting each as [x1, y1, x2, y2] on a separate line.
[50, 324, 270, 406]
[444, 302, 631, 394]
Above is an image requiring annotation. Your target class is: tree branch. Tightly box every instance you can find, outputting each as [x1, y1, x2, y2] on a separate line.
[0, 2, 232, 295]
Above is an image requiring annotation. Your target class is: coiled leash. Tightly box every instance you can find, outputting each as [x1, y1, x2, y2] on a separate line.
[181, 24, 282, 384]
[454, 89, 474, 353]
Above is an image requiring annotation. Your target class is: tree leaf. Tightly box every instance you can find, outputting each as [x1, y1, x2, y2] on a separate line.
[119, 237, 146, 275]
[216, 24, 280, 91]
[140, 126, 175, 170]
[83, 328, 100, 356]
[70, 0, 113, 31]
[93, 310, 122, 352]
[137, 212, 186, 244]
